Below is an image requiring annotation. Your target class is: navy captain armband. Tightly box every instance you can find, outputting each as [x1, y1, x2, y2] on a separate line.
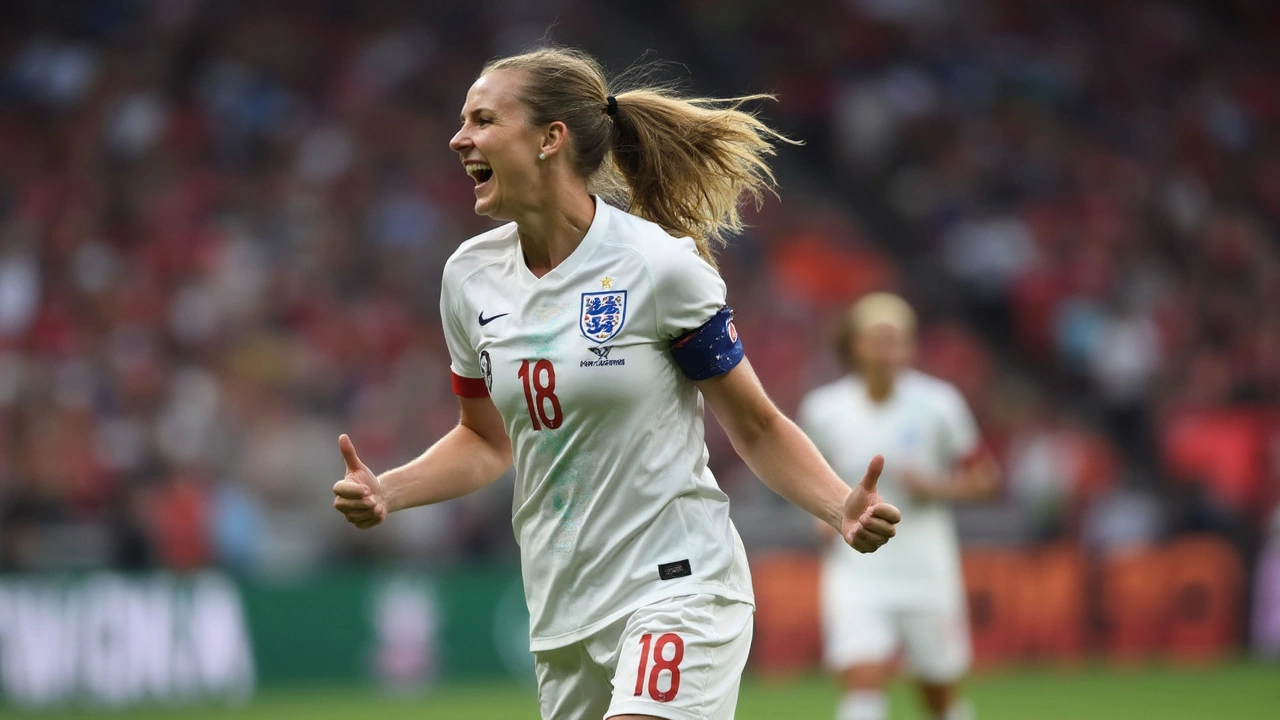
[669, 306, 744, 381]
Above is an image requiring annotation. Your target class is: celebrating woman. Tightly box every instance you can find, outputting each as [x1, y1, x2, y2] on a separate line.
[333, 46, 901, 720]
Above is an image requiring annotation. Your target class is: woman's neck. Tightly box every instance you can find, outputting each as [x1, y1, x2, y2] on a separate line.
[863, 371, 896, 404]
[516, 186, 596, 278]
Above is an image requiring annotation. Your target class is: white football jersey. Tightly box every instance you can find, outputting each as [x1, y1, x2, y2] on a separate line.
[798, 370, 981, 610]
[440, 199, 753, 651]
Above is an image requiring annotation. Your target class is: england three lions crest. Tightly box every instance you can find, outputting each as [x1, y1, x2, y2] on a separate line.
[580, 290, 627, 344]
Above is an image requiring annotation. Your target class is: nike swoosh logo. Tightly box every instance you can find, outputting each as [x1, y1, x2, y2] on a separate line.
[478, 311, 510, 326]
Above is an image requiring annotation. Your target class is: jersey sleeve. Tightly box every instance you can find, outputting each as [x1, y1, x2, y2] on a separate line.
[940, 385, 983, 464]
[652, 238, 728, 339]
[440, 262, 483, 391]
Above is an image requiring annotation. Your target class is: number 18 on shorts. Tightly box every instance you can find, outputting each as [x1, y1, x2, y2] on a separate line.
[534, 594, 754, 720]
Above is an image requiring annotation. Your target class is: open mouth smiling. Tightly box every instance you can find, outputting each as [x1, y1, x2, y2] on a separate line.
[465, 162, 494, 186]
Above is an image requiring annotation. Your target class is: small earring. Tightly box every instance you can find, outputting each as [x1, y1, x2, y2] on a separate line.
[538, 152, 546, 161]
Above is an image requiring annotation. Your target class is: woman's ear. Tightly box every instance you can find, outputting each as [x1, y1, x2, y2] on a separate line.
[540, 121, 568, 159]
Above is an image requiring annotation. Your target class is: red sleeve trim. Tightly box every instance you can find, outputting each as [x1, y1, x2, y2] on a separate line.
[452, 372, 489, 398]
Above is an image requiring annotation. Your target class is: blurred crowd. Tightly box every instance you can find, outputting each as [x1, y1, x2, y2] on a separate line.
[0, 0, 1276, 575]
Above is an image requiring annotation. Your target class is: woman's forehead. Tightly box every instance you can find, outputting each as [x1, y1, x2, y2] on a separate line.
[860, 323, 911, 341]
[462, 70, 525, 114]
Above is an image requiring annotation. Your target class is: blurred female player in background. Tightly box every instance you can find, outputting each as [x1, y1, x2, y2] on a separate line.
[798, 293, 999, 720]
[331, 46, 902, 720]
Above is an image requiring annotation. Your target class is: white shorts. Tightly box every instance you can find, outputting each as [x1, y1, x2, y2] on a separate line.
[533, 594, 754, 720]
[821, 568, 970, 682]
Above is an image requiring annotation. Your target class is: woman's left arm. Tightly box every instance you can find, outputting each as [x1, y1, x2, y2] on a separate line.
[696, 357, 901, 553]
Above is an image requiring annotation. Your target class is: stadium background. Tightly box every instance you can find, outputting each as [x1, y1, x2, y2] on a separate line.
[0, 0, 1277, 717]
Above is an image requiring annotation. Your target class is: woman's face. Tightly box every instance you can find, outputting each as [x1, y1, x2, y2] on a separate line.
[852, 322, 915, 377]
[449, 69, 546, 220]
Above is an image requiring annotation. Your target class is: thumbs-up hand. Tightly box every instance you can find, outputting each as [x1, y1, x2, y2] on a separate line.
[332, 434, 387, 530]
[841, 455, 901, 553]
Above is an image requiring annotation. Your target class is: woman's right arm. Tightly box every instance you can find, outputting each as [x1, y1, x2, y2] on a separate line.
[333, 395, 512, 529]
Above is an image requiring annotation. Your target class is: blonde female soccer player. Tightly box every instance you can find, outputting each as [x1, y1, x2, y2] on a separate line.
[332, 46, 901, 720]
[799, 293, 999, 720]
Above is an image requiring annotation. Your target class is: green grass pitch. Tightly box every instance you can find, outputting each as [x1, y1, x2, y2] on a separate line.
[5, 661, 1276, 719]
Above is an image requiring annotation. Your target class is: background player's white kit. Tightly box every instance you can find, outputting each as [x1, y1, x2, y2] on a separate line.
[800, 370, 979, 678]
[441, 198, 754, 651]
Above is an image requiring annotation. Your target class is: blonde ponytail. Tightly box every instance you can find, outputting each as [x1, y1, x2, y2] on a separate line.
[483, 47, 797, 265]
[608, 90, 793, 264]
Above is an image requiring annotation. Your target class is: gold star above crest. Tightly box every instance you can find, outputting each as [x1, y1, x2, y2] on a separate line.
[600, 276, 614, 289]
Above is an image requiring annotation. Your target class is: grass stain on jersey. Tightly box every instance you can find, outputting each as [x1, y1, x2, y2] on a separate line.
[522, 301, 595, 554]
[531, 429, 594, 555]
[527, 301, 571, 357]
[528, 332, 557, 357]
